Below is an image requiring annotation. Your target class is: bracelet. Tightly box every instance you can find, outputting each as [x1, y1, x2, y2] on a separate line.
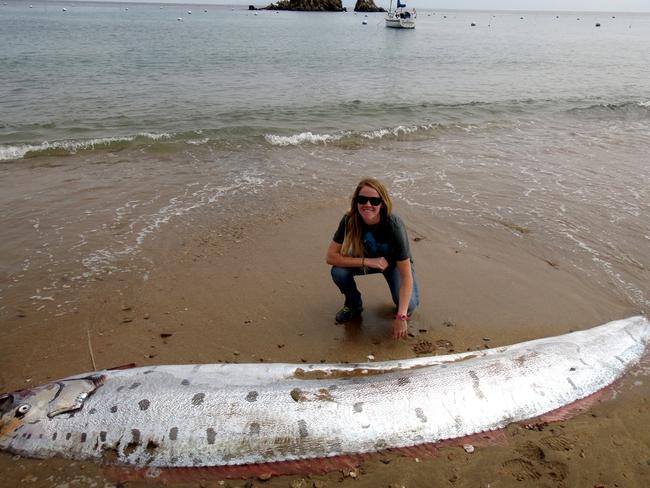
[395, 314, 408, 321]
[361, 257, 365, 267]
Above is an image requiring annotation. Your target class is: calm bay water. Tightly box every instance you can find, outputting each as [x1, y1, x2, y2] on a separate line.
[0, 3, 649, 316]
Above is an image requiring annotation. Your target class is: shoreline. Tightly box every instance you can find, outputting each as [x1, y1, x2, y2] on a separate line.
[1, 199, 647, 487]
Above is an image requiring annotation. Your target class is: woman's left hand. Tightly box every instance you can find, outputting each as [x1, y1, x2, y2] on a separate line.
[392, 317, 408, 339]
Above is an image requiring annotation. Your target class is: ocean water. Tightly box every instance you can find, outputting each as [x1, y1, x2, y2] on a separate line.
[1, 3, 649, 316]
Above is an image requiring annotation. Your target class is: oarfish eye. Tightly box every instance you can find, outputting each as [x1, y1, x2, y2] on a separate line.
[16, 404, 31, 416]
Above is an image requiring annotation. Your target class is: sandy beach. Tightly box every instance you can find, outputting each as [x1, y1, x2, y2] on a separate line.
[1, 198, 647, 487]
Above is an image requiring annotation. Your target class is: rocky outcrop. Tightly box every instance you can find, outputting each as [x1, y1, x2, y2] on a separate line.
[354, 0, 385, 12]
[264, 0, 345, 11]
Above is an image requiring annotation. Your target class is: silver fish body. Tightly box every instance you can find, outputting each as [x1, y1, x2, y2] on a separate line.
[1, 315, 649, 467]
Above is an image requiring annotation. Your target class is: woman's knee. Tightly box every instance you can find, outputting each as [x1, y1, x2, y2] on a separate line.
[331, 266, 353, 285]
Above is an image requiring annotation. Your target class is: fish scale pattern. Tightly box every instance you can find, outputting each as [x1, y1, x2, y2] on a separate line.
[1, 316, 649, 467]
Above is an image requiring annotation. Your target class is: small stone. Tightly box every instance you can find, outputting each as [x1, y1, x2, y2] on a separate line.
[121, 318, 133, 323]
[233, 351, 240, 356]
[345, 469, 358, 478]
[121, 305, 132, 311]
[160, 333, 173, 338]
[367, 354, 375, 361]
[16, 311, 26, 318]
[290, 479, 307, 488]
[463, 444, 475, 453]
[143, 313, 150, 320]
[482, 337, 490, 341]
[258, 473, 272, 481]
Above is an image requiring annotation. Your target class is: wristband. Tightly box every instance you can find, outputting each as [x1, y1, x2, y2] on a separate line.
[395, 314, 408, 321]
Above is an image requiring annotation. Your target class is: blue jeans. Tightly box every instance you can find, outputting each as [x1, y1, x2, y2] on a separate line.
[330, 263, 420, 314]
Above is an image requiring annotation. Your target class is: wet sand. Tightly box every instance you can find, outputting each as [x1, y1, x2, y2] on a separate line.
[0, 200, 648, 487]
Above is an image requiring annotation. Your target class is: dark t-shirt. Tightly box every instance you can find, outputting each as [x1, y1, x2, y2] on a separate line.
[332, 213, 412, 263]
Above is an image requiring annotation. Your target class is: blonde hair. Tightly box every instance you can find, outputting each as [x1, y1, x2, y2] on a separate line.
[341, 178, 393, 257]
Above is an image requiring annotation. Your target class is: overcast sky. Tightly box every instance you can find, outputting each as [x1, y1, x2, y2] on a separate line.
[217, 1, 650, 12]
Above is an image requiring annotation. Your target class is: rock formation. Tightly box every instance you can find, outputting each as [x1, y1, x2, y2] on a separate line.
[264, 0, 345, 11]
[354, 0, 385, 12]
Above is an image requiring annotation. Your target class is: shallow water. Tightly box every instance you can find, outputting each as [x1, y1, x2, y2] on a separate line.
[1, 4, 649, 319]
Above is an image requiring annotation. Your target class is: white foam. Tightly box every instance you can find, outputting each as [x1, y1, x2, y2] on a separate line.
[264, 131, 345, 146]
[0, 133, 171, 161]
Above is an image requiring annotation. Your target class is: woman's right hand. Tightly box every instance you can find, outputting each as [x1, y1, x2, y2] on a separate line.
[365, 257, 389, 271]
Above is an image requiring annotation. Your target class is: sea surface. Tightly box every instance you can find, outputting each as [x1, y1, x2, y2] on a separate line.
[1, 2, 649, 317]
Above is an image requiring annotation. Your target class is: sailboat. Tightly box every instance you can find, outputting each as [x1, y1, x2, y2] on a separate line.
[385, 0, 416, 29]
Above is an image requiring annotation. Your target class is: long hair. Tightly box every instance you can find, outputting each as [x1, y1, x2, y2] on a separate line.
[341, 178, 393, 257]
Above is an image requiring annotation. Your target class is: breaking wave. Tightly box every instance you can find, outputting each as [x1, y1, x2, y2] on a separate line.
[0, 132, 172, 161]
[264, 124, 444, 147]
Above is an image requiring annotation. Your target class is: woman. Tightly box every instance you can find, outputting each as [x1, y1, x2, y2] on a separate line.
[326, 178, 420, 339]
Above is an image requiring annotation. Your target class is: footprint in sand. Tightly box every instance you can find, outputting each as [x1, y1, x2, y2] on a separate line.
[540, 434, 575, 452]
[502, 441, 568, 482]
[412, 340, 434, 355]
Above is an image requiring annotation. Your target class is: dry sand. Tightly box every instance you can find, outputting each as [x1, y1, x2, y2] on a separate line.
[0, 200, 648, 487]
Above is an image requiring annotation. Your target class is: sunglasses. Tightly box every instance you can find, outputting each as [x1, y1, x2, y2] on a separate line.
[356, 195, 383, 206]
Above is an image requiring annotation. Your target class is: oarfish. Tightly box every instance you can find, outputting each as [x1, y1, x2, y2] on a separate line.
[1, 316, 648, 471]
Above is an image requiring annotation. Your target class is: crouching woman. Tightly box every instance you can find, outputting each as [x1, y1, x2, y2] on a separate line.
[326, 178, 419, 339]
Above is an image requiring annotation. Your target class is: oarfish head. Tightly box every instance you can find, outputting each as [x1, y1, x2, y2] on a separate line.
[0, 375, 104, 452]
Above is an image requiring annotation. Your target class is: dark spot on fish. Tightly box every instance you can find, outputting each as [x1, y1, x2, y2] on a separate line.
[169, 427, 178, 441]
[615, 355, 626, 365]
[145, 440, 159, 454]
[39, 434, 43, 439]
[397, 377, 410, 387]
[249, 422, 260, 435]
[181, 379, 190, 386]
[101, 445, 119, 463]
[129, 382, 141, 390]
[246, 391, 258, 402]
[170, 456, 178, 464]
[298, 419, 309, 438]
[567, 377, 578, 390]
[124, 429, 141, 456]
[131, 429, 141, 443]
[206, 428, 216, 445]
[569, 367, 576, 371]
[143, 370, 154, 375]
[353, 402, 364, 413]
[80, 433, 87, 443]
[51, 432, 58, 441]
[100, 431, 107, 442]
[66, 433, 72, 440]
[89, 408, 96, 414]
[192, 365, 201, 372]
[223, 453, 234, 462]
[329, 385, 338, 390]
[290, 388, 305, 402]
[469, 370, 485, 399]
[375, 439, 388, 449]
[415, 407, 427, 423]
[110, 406, 118, 413]
[138, 399, 150, 411]
[116, 386, 125, 392]
[192, 393, 205, 406]
[192, 458, 202, 466]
